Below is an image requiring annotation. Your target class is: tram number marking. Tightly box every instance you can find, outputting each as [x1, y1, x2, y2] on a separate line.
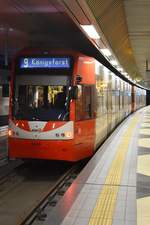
[31, 142, 41, 146]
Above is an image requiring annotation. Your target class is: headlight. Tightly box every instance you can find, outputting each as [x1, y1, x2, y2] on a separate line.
[65, 131, 72, 138]
[8, 129, 13, 136]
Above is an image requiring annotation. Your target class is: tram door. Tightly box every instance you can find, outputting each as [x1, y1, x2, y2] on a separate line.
[75, 85, 95, 155]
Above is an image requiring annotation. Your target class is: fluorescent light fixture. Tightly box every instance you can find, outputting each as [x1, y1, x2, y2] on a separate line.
[101, 48, 111, 57]
[122, 72, 127, 76]
[136, 78, 141, 82]
[80, 25, 100, 39]
[9, 28, 14, 32]
[117, 67, 123, 72]
[110, 60, 118, 66]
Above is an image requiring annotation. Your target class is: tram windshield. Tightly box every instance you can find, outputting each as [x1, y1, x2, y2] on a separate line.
[13, 85, 70, 121]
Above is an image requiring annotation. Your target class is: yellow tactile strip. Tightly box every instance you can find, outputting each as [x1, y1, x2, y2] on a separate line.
[88, 116, 140, 225]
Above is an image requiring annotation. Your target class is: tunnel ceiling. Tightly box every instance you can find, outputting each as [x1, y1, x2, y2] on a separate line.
[0, 0, 97, 61]
[0, 0, 150, 88]
[86, 0, 150, 88]
[123, 0, 150, 88]
[86, 0, 140, 81]
[0, 0, 79, 56]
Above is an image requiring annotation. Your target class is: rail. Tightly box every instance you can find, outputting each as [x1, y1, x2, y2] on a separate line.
[17, 161, 86, 225]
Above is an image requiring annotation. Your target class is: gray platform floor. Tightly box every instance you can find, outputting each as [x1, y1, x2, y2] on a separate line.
[41, 107, 150, 225]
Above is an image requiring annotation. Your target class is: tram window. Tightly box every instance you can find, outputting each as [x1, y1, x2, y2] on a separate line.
[76, 85, 94, 121]
[2, 84, 9, 97]
[76, 85, 83, 121]
[14, 85, 70, 121]
[83, 86, 92, 119]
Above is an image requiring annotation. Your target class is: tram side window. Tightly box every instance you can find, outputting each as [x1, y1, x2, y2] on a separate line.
[76, 85, 83, 121]
[2, 84, 9, 97]
[76, 85, 94, 121]
[83, 86, 92, 119]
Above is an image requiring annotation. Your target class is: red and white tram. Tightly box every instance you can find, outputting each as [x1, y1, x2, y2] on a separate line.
[8, 49, 146, 161]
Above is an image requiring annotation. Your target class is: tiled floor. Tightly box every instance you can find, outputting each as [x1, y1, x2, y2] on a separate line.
[137, 108, 150, 225]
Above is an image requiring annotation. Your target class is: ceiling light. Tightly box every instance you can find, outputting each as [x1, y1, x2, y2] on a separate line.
[117, 67, 123, 72]
[101, 48, 111, 57]
[110, 60, 118, 66]
[80, 25, 100, 39]
[9, 28, 14, 32]
[136, 78, 141, 82]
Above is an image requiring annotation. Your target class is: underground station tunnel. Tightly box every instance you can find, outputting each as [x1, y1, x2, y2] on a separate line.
[0, 1, 150, 225]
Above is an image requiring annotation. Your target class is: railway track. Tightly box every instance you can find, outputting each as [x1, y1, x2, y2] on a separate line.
[0, 160, 27, 198]
[0, 159, 23, 184]
[0, 159, 87, 225]
[0, 156, 8, 167]
[18, 161, 85, 225]
[16, 164, 82, 225]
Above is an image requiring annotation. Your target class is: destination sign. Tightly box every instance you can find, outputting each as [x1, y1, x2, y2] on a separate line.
[20, 57, 71, 69]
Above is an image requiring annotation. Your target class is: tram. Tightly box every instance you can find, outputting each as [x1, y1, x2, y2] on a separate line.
[8, 49, 146, 161]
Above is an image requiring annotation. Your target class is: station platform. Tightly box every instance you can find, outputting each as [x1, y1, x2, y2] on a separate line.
[42, 106, 150, 225]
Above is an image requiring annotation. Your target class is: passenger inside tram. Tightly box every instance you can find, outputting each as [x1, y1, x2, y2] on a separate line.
[14, 85, 70, 121]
